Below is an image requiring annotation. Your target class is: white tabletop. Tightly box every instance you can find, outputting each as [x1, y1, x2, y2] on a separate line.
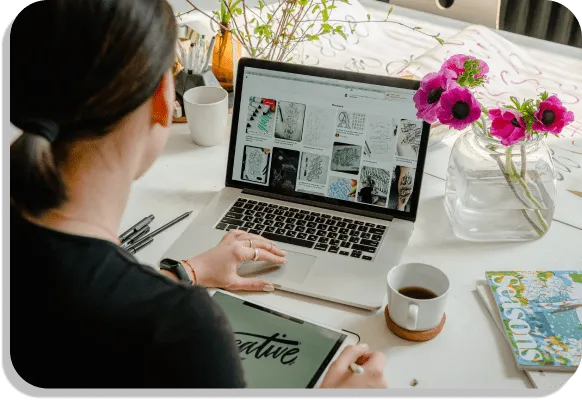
[121, 1, 582, 390]
[123, 122, 582, 389]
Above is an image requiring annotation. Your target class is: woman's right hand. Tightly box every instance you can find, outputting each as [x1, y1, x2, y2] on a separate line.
[320, 344, 388, 389]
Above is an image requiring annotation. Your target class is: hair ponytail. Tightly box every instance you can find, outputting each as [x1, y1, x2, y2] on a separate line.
[10, 134, 66, 217]
[10, 0, 177, 216]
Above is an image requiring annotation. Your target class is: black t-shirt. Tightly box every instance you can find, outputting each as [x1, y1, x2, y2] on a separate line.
[10, 208, 245, 388]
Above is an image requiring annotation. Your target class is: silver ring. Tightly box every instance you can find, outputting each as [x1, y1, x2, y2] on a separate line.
[253, 248, 260, 261]
[349, 363, 364, 374]
[249, 239, 253, 249]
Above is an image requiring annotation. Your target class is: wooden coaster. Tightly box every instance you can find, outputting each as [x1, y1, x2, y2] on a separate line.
[384, 306, 446, 342]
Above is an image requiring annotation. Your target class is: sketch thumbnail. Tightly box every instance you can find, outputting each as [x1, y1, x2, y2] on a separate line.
[269, 147, 300, 194]
[327, 176, 357, 202]
[241, 146, 270, 184]
[299, 152, 330, 185]
[388, 165, 416, 212]
[337, 111, 366, 131]
[358, 166, 390, 207]
[246, 97, 276, 136]
[396, 119, 423, 160]
[275, 101, 306, 142]
[363, 116, 396, 160]
[303, 106, 336, 148]
[331, 142, 362, 175]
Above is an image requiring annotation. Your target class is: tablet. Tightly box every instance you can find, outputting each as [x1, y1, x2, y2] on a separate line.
[211, 290, 359, 388]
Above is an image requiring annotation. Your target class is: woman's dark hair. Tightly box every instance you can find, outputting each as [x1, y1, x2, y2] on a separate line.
[10, 0, 177, 216]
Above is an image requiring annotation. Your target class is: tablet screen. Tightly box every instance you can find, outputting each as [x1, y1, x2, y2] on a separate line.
[213, 291, 347, 388]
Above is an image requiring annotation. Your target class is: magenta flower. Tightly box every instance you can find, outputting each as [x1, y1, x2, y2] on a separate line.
[489, 108, 527, 146]
[413, 70, 457, 124]
[437, 86, 482, 130]
[532, 95, 575, 135]
[441, 54, 489, 80]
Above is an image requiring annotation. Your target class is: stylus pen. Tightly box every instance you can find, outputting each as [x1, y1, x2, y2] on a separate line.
[126, 211, 192, 252]
[128, 238, 154, 254]
[119, 215, 155, 244]
[121, 225, 151, 249]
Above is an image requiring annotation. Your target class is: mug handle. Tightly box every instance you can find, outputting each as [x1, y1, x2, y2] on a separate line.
[406, 304, 419, 331]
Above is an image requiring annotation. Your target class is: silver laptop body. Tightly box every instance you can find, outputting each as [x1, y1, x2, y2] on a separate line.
[164, 59, 430, 310]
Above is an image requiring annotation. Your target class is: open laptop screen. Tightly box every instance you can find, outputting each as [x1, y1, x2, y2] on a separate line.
[227, 60, 430, 222]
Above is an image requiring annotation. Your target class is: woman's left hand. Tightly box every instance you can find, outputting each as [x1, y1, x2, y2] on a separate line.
[185, 230, 287, 292]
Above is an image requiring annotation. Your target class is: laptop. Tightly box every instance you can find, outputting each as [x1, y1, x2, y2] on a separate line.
[163, 58, 430, 310]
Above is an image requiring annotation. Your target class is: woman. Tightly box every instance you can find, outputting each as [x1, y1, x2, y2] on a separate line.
[10, 0, 388, 389]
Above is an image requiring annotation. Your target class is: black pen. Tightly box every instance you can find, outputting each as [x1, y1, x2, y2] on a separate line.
[119, 215, 154, 243]
[121, 225, 151, 249]
[128, 238, 154, 254]
[126, 211, 192, 252]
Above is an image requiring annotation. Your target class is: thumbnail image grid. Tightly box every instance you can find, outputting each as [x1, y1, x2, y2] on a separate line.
[330, 142, 362, 175]
[269, 147, 301, 194]
[388, 165, 416, 212]
[396, 119, 423, 161]
[357, 166, 390, 207]
[298, 152, 330, 185]
[275, 101, 306, 142]
[327, 176, 357, 202]
[246, 97, 277, 136]
[241, 146, 271, 184]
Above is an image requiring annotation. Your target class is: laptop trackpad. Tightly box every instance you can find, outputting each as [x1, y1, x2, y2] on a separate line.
[238, 250, 315, 284]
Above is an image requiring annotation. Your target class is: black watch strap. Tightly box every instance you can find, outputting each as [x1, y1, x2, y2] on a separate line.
[159, 258, 192, 284]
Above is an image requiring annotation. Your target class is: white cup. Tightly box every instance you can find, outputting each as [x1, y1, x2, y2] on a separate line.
[183, 86, 229, 147]
[387, 263, 450, 331]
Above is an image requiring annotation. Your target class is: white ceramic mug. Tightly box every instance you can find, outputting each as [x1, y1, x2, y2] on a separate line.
[386, 263, 450, 331]
[183, 86, 229, 147]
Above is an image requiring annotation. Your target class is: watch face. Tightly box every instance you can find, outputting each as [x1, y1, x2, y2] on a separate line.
[160, 258, 181, 268]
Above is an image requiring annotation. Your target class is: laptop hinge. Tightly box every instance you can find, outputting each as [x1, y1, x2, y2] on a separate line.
[241, 188, 394, 222]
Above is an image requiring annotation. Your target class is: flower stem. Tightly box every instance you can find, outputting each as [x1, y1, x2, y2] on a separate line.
[520, 144, 527, 180]
[505, 147, 550, 233]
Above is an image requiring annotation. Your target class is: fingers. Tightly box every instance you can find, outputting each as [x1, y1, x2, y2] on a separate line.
[361, 351, 385, 373]
[229, 277, 275, 292]
[221, 229, 246, 242]
[239, 246, 286, 265]
[236, 234, 286, 257]
[332, 344, 370, 371]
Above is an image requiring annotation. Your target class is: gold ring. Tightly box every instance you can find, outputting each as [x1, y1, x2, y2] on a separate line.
[253, 248, 260, 261]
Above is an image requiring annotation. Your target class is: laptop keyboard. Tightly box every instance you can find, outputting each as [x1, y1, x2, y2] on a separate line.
[214, 198, 388, 261]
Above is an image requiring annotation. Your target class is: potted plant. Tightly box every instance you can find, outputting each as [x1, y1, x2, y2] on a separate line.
[178, 0, 443, 89]
[413, 54, 574, 241]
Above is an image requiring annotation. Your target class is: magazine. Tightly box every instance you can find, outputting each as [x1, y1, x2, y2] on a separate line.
[476, 283, 574, 389]
[485, 271, 582, 372]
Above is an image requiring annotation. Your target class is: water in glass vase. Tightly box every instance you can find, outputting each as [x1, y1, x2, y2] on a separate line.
[445, 124, 557, 241]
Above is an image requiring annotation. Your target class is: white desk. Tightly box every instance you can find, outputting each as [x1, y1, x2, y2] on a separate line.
[122, 124, 582, 389]
[122, 1, 582, 390]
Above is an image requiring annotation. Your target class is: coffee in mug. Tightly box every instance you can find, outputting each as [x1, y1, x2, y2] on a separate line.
[387, 263, 450, 332]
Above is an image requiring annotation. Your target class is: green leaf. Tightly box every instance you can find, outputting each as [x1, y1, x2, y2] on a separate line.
[336, 29, 347, 40]
[322, 23, 333, 33]
[299, 0, 309, 5]
[328, 5, 337, 9]
[312, 4, 320, 13]
[322, 8, 329, 22]
[389, 6, 394, 15]
[367, 14, 371, 21]
[481, 106, 489, 116]
[436, 37, 445, 44]
[540, 91, 550, 101]
[234, 7, 242, 15]
[414, 26, 422, 30]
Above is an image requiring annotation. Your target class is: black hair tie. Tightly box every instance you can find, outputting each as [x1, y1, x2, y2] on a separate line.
[13, 118, 60, 143]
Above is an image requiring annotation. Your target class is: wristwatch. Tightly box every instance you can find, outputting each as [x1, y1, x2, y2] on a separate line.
[159, 258, 192, 284]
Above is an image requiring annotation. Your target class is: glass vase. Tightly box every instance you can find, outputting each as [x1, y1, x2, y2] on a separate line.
[212, 26, 241, 91]
[445, 123, 557, 241]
